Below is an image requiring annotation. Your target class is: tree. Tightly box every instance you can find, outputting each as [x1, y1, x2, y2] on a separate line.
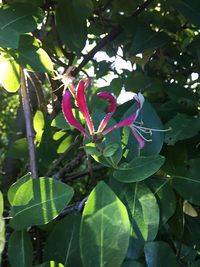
[0, 0, 200, 266]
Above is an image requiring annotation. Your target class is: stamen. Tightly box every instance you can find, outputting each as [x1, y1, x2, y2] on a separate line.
[133, 127, 153, 142]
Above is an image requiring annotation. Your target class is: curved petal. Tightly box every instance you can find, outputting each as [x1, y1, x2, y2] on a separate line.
[131, 128, 145, 149]
[62, 91, 90, 137]
[76, 80, 95, 134]
[102, 113, 137, 135]
[97, 92, 117, 132]
[102, 93, 145, 135]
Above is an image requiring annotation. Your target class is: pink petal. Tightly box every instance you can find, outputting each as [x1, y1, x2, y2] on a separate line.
[76, 80, 95, 134]
[97, 92, 117, 132]
[102, 113, 137, 135]
[131, 128, 145, 149]
[62, 91, 90, 137]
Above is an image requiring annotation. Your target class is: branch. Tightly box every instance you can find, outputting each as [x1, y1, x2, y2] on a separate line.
[46, 137, 81, 177]
[20, 68, 38, 179]
[64, 164, 105, 181]
[52, 150, 85, 180]
[72, 0, 154, 76]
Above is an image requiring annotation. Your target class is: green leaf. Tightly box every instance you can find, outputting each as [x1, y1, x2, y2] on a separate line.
[55, 0, 88, 52]
[113, 155, 165, 183]
[0, 192, 5, 263]
[0, 58, 20, 92]
[192, 260, 200, 267]
[8, 172, 32, 205]
[44, 214, 82, 266]
[6, 137, 28, 159]
[172, 158, 200, 205]
[51, 113, 71, 130]
[173, 0, 200, 29]
[33, 262, 64, 267]
[57, 135, 73, 154]
[122, 261, 145, 267]
[0, 28, 19, 48]
[10, 177, 74, 230]
[165, 114, 200, 145]
[17, 45, 53, 73]
[110, 181, 159, 259]
[144, 241, 177, 267]
[0, 218, 5, 263]
[80, 181, 130, 267]
[0, 191, 3, 216]
[34, 110, 45, 142]
[146, 179, 176, 225]
[0, 3, 44, 33]
[130, 26, 169, 54]
[103, 143, 119, 157]
[8, 231, 33, 267]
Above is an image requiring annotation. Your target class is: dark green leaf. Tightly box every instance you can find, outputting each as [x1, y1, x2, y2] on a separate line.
[110, 181, 159, 260]
[0, 3, 44, 33]
[173, 0, 200, 29]
[80, 181, 130, 267]
[51, 113, 71, 130]
[8, 231, 33, 267]
[56, 0, 88, 52]
[44, 214, 82, 266]
[10, 177, 74, 230]
[113, 155, 165, 183]
[144, 241, 177, 267]
[0, 28, 19, 48]
[146, 179, 176, 225]
[165, 114, 200, 145]
[33, 262, 64, 267]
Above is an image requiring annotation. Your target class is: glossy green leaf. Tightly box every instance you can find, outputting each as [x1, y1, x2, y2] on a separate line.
[0, 3, 44, 33]
[0, 58, 20, 92]
[16, 45, 53, 73]
[113, 155, 165, 182]
[8, 172, 32, 205]
[165, 114, 200, 145]
[8, 231, 33, 267]
[110, 181, 159, 259]
[10, 177, 74, 230]
[144, 241, 177, 267]
[80, 181, 130, 267]
[44, 214, 82, 266]
[146, 179, 176, 225]
[0, 28, 19, 48]
[56, 0, 88, 52]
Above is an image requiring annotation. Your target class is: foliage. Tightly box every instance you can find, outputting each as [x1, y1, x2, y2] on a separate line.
[0, 0, 200, 266]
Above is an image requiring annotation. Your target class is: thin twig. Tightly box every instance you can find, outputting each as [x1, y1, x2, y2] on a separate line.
[20, 68, 38, 179]
[64, 165, 105, 181]
[46, 137, 81, 177]
[52, 150, 85, 180]
[72, 0, 154, 76]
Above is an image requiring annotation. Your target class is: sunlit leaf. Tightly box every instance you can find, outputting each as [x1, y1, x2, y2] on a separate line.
[80, 181, 130, 267]
[10, 177, 74, 230]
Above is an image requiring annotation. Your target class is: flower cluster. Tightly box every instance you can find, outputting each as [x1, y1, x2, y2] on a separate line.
[61, 78, 151, 148]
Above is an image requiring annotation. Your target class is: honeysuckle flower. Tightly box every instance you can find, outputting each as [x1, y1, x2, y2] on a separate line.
[62, 79, 164, 148]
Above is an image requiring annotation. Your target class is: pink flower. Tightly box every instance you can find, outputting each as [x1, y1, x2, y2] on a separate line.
[62, 79, 151, 148]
